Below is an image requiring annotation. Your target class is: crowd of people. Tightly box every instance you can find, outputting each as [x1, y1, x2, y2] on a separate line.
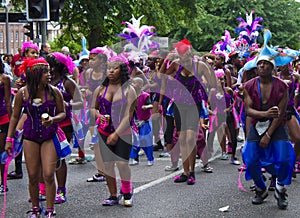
[0, 13, 300, 217]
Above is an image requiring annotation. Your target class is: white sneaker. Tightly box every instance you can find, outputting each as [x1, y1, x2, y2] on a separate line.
[237, 136, 244, 142]
[128, 159, 139, 165]
[123, 192, 134, 207]
[159, 152, 170, 157]
[165, 165, 179, 172]
[147, 160, 154, 166]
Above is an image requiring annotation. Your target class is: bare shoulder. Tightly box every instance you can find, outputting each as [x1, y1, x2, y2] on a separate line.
[126, 85, 137, 98]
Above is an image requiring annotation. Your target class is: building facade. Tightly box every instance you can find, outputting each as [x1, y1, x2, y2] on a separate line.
[0, 21, 61, 55]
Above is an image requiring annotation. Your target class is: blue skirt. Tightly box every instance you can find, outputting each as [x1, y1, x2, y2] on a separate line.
[242, 139, 295, 185]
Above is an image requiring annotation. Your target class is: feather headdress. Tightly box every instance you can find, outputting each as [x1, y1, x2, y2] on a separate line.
[19, 58, 49, 75]
[51, 52, 76, 74]
[211, 30, 236, 62]
[235, 10, 263, 58]
[118, 15, 159, 63]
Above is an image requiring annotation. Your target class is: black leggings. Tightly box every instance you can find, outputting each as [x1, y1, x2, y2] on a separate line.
[226, 112, 237, 156]
[164, 116, 175, 144]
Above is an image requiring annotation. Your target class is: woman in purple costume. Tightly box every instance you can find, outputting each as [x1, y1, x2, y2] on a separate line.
[5, 58, 65, 217]
[207, 73, 229, 160]
[85, 51, 108, 182]
[8, 42, 40, 181]
[91, 57, 136, 206]
[0, 60, 12, 193]
[160, 40, 208, 185]
[46, 52, 83, 204]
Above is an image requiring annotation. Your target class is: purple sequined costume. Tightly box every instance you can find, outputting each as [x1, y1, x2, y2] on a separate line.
[22, 89, 58, 144]
[97, 86, 132, 161]
[169, 65, 203, 131]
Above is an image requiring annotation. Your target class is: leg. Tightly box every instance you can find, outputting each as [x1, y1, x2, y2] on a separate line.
[0, 125, 7, 185]
[40, 139, 58, 210]
[116, 161, 133, 206]
[103, 162, 117, 197]
[23, 139, 41, 208]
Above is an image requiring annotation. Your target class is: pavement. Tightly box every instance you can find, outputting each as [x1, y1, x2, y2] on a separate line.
[1, 132, 300, 218]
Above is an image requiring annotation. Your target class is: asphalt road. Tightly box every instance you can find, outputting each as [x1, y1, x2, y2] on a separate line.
[1, 135, 300, 218]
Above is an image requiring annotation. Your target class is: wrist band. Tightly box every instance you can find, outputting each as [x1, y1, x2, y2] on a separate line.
[6, 137, 14, 143]
[265, 132, 271, 139]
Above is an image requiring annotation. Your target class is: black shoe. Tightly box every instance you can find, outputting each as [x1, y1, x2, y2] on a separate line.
[274, 186, 288, 209]
[173, 173, 188, 183]
[252, 188, 268, 205]
[7, 171, 23, 180]
[153, 144, 164, 151]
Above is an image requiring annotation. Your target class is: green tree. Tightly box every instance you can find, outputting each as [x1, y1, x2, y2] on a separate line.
[9, 0, 300, 52]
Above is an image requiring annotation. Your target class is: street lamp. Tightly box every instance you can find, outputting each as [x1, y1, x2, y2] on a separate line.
[1, 1, 13, 54]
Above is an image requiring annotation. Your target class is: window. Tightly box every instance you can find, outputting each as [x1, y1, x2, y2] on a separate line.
[10, 32, 13, 42]
[20, 32, 23, 42]
[16, 31, 18, 42]
[0, 32, 3, 42]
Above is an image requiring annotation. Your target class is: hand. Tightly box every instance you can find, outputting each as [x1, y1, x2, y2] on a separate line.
[259, 134, 270, 148]
[5, 142, 13, 156]
[80, 89, 87, 99]
[97, 114, 110, 126]
[201, 123, 209, 130]
[107, 132, 118, 145]
[42, 116, 54, 127]
[266, 106, 280, 118]
[158, 104, 163, 114]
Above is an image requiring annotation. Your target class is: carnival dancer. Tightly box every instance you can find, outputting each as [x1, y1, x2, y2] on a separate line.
[207, 70, 230, 161]
[161, 39, 206, 185]
[8, 42, 40, 181]
[46, 52, 83, 204]
[5, 58, 66, 217]
[0, 60, 12, 193]
[277, 63, 300, 175]
[85, 48, 110, 182]
[158, 51, 180, 171]
[129, 77, 154, 166]
[91, 55, 136, 206]
[242, 54, 295, 209]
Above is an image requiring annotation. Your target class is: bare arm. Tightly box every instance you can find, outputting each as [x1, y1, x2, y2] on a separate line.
[196, 60, 217, 88]
[44, 87, 66, 126]
[65, 78, 84, 110]
[90, 86, 103, 125]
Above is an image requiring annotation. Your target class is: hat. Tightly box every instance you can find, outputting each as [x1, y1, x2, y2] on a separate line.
[22, 42, 39, 54]
[173, 38, 192, 56]
[81, 36, 89, 56]
[90, 46, 116, 59]
[243, 58, 257, 71]
[19, 58, 49, 75]
[51, 52, 76, 74]
[256, 29, 296, 67]
[256, 55, 275, 67]
[79, 55, 89, 64]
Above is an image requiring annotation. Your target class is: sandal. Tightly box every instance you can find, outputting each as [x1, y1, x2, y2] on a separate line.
[68, 157, 86, 165]
[87, 173, 106, 182]
[173, 173, 188, 183]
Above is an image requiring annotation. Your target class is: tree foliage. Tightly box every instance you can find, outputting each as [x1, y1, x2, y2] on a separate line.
[10, 0, 300, 53]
